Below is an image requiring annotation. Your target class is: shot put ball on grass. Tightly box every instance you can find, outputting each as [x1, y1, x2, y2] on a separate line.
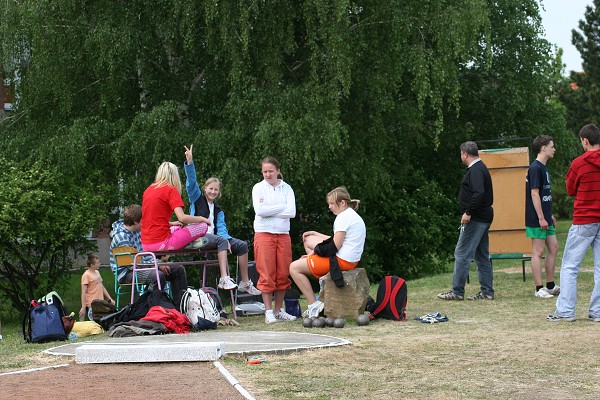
[357, 314, 370, 326]
[312, 318, 325, 328]
[333, 318, 345, 328]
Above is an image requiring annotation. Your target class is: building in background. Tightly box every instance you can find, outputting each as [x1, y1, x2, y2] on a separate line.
[1, 73, 14, 120]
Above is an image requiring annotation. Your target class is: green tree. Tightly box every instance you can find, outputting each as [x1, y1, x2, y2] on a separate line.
[0, 0, 571, 286]
[0, 159, 108, 313]
[557, 0, 600, 131]
[552, 0, 600, 216]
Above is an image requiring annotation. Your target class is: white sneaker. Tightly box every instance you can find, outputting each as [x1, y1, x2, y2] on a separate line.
[275, 309, 297, 322]
[546, 285, 560, 296]
[535, 287, 554, 299]
[265, 310, 279, 324]
[218, 276, 238, 291]
[238, 280, 262, 296]
[304, 300, 324, 318]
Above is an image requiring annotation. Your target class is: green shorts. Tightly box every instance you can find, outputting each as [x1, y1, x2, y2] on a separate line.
[526, 225, 556, 239]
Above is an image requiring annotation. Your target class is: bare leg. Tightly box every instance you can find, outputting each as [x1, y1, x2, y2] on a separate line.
[238, 252, 250, 282]
[544, 235, 559, 283]
[262, 291, 273, 311]
[303, 234, 327, 254]
[273, 289, 286, 312]
[290, 258, 317, 304]
[531, 238, 546, 287]
[218, 250, 229, 279]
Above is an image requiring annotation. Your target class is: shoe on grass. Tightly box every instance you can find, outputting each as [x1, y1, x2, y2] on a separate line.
[218, 276, 238, 291]
[589, 315, 600, 322]
[415, 312, 448, 323]
[415, 312, 442, 321]
[546, 286, 560, 296]
[238, 279, 261, 296]
[467, 291, 494, 300]
[437, 291, 464, 301]
[275, 309, 297, 322]
[547, 313, 575, 322]
[534, 287, 554, 299]
[265, 310, 279, 324]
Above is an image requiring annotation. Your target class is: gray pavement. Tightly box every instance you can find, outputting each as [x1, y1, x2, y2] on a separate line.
[46, 330, 352, 360]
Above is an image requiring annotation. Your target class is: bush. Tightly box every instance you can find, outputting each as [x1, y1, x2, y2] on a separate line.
[363, 170, 456, 281]
[0, 159, 108, 315]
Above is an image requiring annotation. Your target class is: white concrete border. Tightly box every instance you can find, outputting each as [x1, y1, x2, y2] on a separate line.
[214, 361, 256, 400]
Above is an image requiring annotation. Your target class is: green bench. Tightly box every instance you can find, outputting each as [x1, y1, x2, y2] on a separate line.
[489, 253, 537, 282]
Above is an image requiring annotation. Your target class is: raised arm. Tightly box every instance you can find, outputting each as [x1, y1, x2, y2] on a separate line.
[183, 145, 202, 215]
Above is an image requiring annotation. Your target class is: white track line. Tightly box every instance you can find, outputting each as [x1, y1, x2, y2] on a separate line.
[214, 361, 255, 400]
[0, 364, 69, 376]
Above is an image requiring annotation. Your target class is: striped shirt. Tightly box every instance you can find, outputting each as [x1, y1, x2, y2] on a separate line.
[109, 220, 144, 282]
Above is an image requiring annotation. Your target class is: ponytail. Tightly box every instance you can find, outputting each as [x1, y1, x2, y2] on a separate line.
[327, 187, 360, 211]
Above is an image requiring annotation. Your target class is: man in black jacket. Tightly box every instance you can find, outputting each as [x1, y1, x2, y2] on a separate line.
[438, 141, 495, 301]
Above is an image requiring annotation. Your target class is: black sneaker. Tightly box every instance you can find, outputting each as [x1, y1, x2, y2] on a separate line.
[467, 291, 494, 300]
[437, 291, 464, 301]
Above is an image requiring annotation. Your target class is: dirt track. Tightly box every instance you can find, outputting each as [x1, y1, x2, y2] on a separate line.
[1, 362, 247, 400]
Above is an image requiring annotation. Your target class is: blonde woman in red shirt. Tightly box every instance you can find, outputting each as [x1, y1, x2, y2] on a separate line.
[142, 161, 210, 251]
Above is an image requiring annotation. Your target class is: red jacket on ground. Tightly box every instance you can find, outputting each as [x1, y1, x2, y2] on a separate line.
[141, 306, 191, 334]
[566, 148, 600, 224]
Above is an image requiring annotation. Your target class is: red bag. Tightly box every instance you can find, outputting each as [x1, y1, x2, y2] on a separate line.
[141, 306, 191, 334]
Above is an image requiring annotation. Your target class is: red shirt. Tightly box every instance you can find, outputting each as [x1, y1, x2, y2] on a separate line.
[141, 184, 185, 244]
[566, 149, 600, 224]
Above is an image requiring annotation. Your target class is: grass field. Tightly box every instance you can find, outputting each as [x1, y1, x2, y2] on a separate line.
[2, 219, 600, 399]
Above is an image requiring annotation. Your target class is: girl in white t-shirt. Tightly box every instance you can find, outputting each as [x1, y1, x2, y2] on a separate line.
[289, 187, 366, 318]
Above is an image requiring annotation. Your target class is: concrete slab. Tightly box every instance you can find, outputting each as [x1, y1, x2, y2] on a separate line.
[76, 342, 224, 364]
[47, 330, 351, 360]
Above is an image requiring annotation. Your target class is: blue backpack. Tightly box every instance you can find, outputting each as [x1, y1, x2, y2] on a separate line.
[23, 291, 68, 343]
